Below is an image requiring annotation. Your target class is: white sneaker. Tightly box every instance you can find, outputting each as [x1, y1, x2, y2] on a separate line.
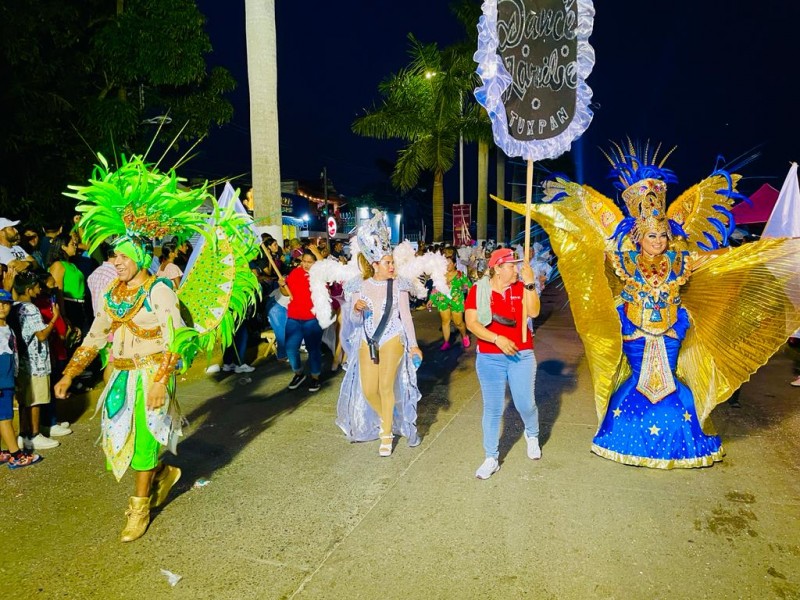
[31, 434, 60, 450]
[48, 423, 73, 437]
[475, 457, 500, 480]
[205, 364, 221, 374]
[234, 363, 255, 373]
[791, 375, 800, 387]
[18, 435, 31, 451]
[222, 363, 236, 372]
[525, 434, 542, 460]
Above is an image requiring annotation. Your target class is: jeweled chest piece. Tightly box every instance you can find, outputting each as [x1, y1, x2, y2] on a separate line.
[638, 253, 669, 288]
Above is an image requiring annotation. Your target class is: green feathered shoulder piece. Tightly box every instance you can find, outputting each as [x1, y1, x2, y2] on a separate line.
[171, 199, 261, 369]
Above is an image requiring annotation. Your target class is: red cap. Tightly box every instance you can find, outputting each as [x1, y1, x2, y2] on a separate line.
[487, 248, 522, 268]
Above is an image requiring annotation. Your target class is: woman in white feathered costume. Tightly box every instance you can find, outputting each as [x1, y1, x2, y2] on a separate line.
[309, 210, 448, 456]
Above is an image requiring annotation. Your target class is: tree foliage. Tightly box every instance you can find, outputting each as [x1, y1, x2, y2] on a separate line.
[0, 0, 234, 224]
[351, 0, 492, 242]
[353, 31, 489, 241]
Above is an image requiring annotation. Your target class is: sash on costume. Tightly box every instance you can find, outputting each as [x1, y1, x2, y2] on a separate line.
[637, 335, 676, 403]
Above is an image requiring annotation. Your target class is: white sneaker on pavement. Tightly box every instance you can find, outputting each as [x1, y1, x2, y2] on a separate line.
[30, 434, 60, 450]
[222, 363, 236, 372]
[48, 423, 73, 437]
[475, 457, 500, 480]
[525, 434, 542, 460]
[234, 363, 255, 373]
[205, 364, 221, 374]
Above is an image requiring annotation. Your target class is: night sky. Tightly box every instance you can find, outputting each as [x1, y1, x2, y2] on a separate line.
[192, 0, 800, 209]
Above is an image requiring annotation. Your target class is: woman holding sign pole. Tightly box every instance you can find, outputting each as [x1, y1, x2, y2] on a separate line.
[465, 248, 542, 479]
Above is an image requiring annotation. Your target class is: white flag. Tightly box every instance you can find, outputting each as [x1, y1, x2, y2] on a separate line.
[762, 163, 800, 238]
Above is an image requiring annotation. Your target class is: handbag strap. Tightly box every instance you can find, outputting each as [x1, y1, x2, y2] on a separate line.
[364, 278, 394, 345]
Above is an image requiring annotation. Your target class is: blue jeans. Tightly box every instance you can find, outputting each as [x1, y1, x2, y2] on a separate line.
[285, 317, 322, 377]
[476, 350, 539, 459]
[266, 299, 288, 360]
[223, 324, 249, 366]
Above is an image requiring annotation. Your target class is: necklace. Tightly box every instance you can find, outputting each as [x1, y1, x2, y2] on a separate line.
[636, 253, 670, 288]
[106, 275, 154, 321]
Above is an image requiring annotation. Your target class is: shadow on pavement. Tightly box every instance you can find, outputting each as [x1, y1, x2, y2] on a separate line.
[165, 357, 321, 503]
[414, 339, 460, 439]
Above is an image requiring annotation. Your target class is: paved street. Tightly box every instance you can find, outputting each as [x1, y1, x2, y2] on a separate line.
[3, 288, 800, 599]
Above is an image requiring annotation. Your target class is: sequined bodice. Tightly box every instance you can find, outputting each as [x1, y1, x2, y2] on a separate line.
[362, 278, 404, 343]
[611, 250, 691, 336]
[355, 277, 418, 348]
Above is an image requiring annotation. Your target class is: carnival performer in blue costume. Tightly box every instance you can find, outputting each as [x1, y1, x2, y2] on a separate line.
[494, 140, 800, 468]
[591, 177, 724, 466]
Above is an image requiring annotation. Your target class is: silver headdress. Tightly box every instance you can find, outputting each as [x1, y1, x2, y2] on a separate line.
[355, 209, 392, 263]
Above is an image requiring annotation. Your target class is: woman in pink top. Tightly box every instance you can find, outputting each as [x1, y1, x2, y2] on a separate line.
[156, 242, 183, 289]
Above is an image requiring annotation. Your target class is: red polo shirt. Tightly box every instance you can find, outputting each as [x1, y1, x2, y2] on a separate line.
[465, 281, 534, 353]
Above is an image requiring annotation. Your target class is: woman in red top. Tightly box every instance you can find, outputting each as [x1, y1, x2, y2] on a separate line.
[279, 249, 323, 392]
[465, 248, 542, 480]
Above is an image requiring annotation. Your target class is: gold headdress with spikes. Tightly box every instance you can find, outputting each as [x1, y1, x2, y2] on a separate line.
[601, 138, 680, 245]
[622, 178, 670, 243]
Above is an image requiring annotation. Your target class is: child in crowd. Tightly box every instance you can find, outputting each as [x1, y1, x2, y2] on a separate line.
[33, 273, 72, 435]
[11, 272, 61, 450]
[0, 288, 42, 469]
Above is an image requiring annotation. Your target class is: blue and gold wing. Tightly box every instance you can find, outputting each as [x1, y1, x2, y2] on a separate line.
[667, 172, 745, 251]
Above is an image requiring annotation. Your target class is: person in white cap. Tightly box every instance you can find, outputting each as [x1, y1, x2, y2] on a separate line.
[0, 218, 36, 272]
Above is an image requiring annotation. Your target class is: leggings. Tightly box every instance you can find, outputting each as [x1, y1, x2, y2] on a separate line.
[358, 336, 404, 440]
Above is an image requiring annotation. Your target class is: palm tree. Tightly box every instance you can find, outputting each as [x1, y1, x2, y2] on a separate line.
[353, 35, 477, 243]
[451, 0, 493, 242]
[245, 0, 283, 243]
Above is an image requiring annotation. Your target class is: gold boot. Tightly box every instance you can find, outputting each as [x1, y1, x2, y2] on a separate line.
[150, 464, 182, 509]
[120, 496, 150, 543]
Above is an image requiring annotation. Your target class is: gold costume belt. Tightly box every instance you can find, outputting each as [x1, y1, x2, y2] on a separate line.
[112, 353, 163, 371]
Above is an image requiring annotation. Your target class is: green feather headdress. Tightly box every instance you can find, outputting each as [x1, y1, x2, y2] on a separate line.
[64, 153, 261, 370]
[64, 153, 211, 254]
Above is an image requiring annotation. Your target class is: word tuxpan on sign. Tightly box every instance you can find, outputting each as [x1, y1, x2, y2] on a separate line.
[474, 0, 595, 161]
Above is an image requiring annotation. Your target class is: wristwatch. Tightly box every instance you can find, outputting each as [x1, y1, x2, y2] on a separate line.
[523, 282, 537, 291]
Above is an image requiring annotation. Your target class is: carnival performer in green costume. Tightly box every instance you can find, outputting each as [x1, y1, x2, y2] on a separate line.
[55, 155, 259, 542]
[427, 246, 472, 350]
